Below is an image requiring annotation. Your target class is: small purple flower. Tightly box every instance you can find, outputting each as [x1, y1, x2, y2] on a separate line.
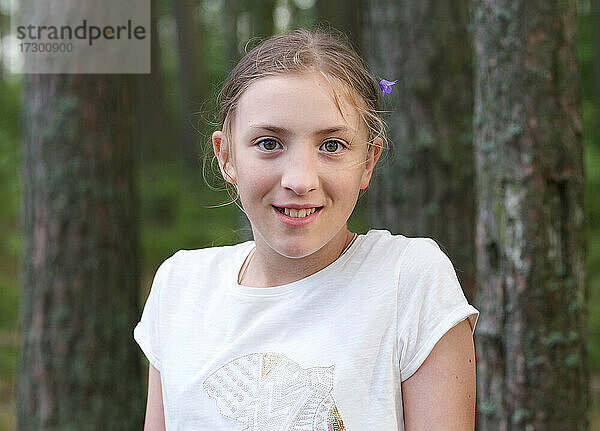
[379, 78, 398, 97]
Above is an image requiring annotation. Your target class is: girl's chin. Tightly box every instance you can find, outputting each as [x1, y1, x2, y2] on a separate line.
[276, 246, 318, 259]
[273, 239, 332, 260]
[254, 226, 340, 259]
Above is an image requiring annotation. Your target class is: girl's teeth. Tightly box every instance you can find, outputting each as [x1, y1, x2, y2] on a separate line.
[282, 207, 317, 218]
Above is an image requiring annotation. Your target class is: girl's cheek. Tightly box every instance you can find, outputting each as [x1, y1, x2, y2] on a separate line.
[238, 172, 273, 191]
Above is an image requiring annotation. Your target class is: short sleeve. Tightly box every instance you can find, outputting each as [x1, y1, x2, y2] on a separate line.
[133, 253, 176, 372]
[397, 238, 479, 382]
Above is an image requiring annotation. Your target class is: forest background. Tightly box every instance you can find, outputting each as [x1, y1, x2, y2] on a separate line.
[0, 0, 598, 429]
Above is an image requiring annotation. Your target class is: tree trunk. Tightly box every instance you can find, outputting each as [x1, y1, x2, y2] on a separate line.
[134, 0, 177, 162]
[18, 74, 143, 430]
[172, 0, 207, 170]
[472, 1, 588, 429]
[224, 0, 242, 63]
[315, 0, 361, 51]
[361, 0, 476, 302]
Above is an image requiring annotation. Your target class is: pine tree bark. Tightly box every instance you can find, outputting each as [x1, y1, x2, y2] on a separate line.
[361, 0, 476, 302]
[472, 1, 588, 429]
[18, 74, 143, 430]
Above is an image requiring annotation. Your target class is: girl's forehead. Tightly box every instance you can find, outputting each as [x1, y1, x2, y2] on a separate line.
[235, 72, 365, 136]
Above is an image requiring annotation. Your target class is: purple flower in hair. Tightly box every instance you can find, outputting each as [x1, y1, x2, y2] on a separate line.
[378, 78, 397, 97]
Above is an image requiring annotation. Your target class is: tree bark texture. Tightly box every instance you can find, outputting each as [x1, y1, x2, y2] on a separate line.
[18, 74, 143, 430]
[472, 1, 588, 429]
[361, 0, 476, 302]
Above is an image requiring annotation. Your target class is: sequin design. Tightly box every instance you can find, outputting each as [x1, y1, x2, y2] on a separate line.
[203, 352, 346, 431]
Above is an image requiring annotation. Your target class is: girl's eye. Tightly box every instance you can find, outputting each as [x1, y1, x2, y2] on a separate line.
[321, 140, 346, 153]
[256, 138, 280, 151]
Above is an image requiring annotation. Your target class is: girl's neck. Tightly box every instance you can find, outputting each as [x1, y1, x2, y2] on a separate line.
[239, 228, 356, 288]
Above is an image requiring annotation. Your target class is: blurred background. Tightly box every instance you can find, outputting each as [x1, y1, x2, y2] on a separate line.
[0, 0, 598, 429]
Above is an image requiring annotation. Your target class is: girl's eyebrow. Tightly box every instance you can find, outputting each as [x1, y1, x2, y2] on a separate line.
[249, 124, 353, 137]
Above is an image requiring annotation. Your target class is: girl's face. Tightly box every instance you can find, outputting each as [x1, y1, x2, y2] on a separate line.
[213, 72, 382, 259]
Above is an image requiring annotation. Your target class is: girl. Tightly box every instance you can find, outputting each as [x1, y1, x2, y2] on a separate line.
[134, 28, 479, 431]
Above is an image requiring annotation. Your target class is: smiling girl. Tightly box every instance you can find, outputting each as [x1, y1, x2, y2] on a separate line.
[134, 28, 479, 431]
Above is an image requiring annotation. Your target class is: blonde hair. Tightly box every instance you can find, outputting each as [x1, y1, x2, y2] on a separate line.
[205, 27, 390, 206]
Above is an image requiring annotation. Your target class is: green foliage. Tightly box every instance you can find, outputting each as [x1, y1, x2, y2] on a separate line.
[585, 143, 600, 370]
[0, 81, 21, 263]
[0, 75, 20, 431]
[577, 9, 600, 372]
[0, 78, 21, 316]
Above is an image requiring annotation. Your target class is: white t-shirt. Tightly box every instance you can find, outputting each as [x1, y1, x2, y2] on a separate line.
[134, 229, 479, 430]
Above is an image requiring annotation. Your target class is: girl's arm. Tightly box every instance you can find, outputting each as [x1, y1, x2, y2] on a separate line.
[144, 363, 166, 431]
[401, 319, 476, 431]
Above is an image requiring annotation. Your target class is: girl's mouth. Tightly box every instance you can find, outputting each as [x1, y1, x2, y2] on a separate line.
[273, 206, 323, 219]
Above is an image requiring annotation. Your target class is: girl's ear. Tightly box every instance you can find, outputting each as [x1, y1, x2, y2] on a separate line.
[360, 137, 383, 190]
[212, 130, 237, 184]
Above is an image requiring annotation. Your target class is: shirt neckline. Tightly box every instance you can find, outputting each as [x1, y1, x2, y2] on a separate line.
[230, 231, 369, 297]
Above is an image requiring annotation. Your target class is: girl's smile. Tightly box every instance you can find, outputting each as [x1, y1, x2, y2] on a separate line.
[272, 204, 323, 226]
[213, 72, 382, 286]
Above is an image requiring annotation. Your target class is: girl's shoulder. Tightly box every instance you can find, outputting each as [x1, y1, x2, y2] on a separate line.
[362, 228, 437, 255]
[362, 229, 451, 271]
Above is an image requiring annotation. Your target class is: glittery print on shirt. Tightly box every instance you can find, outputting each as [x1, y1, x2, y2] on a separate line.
[203, 352, 346, 431]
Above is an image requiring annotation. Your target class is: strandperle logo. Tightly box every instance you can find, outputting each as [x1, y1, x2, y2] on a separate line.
[16, 19, 147, 46]
[11, 0, 150, 73]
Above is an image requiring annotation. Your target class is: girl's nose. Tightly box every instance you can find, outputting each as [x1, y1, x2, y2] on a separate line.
[280, 148, 319, 195]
